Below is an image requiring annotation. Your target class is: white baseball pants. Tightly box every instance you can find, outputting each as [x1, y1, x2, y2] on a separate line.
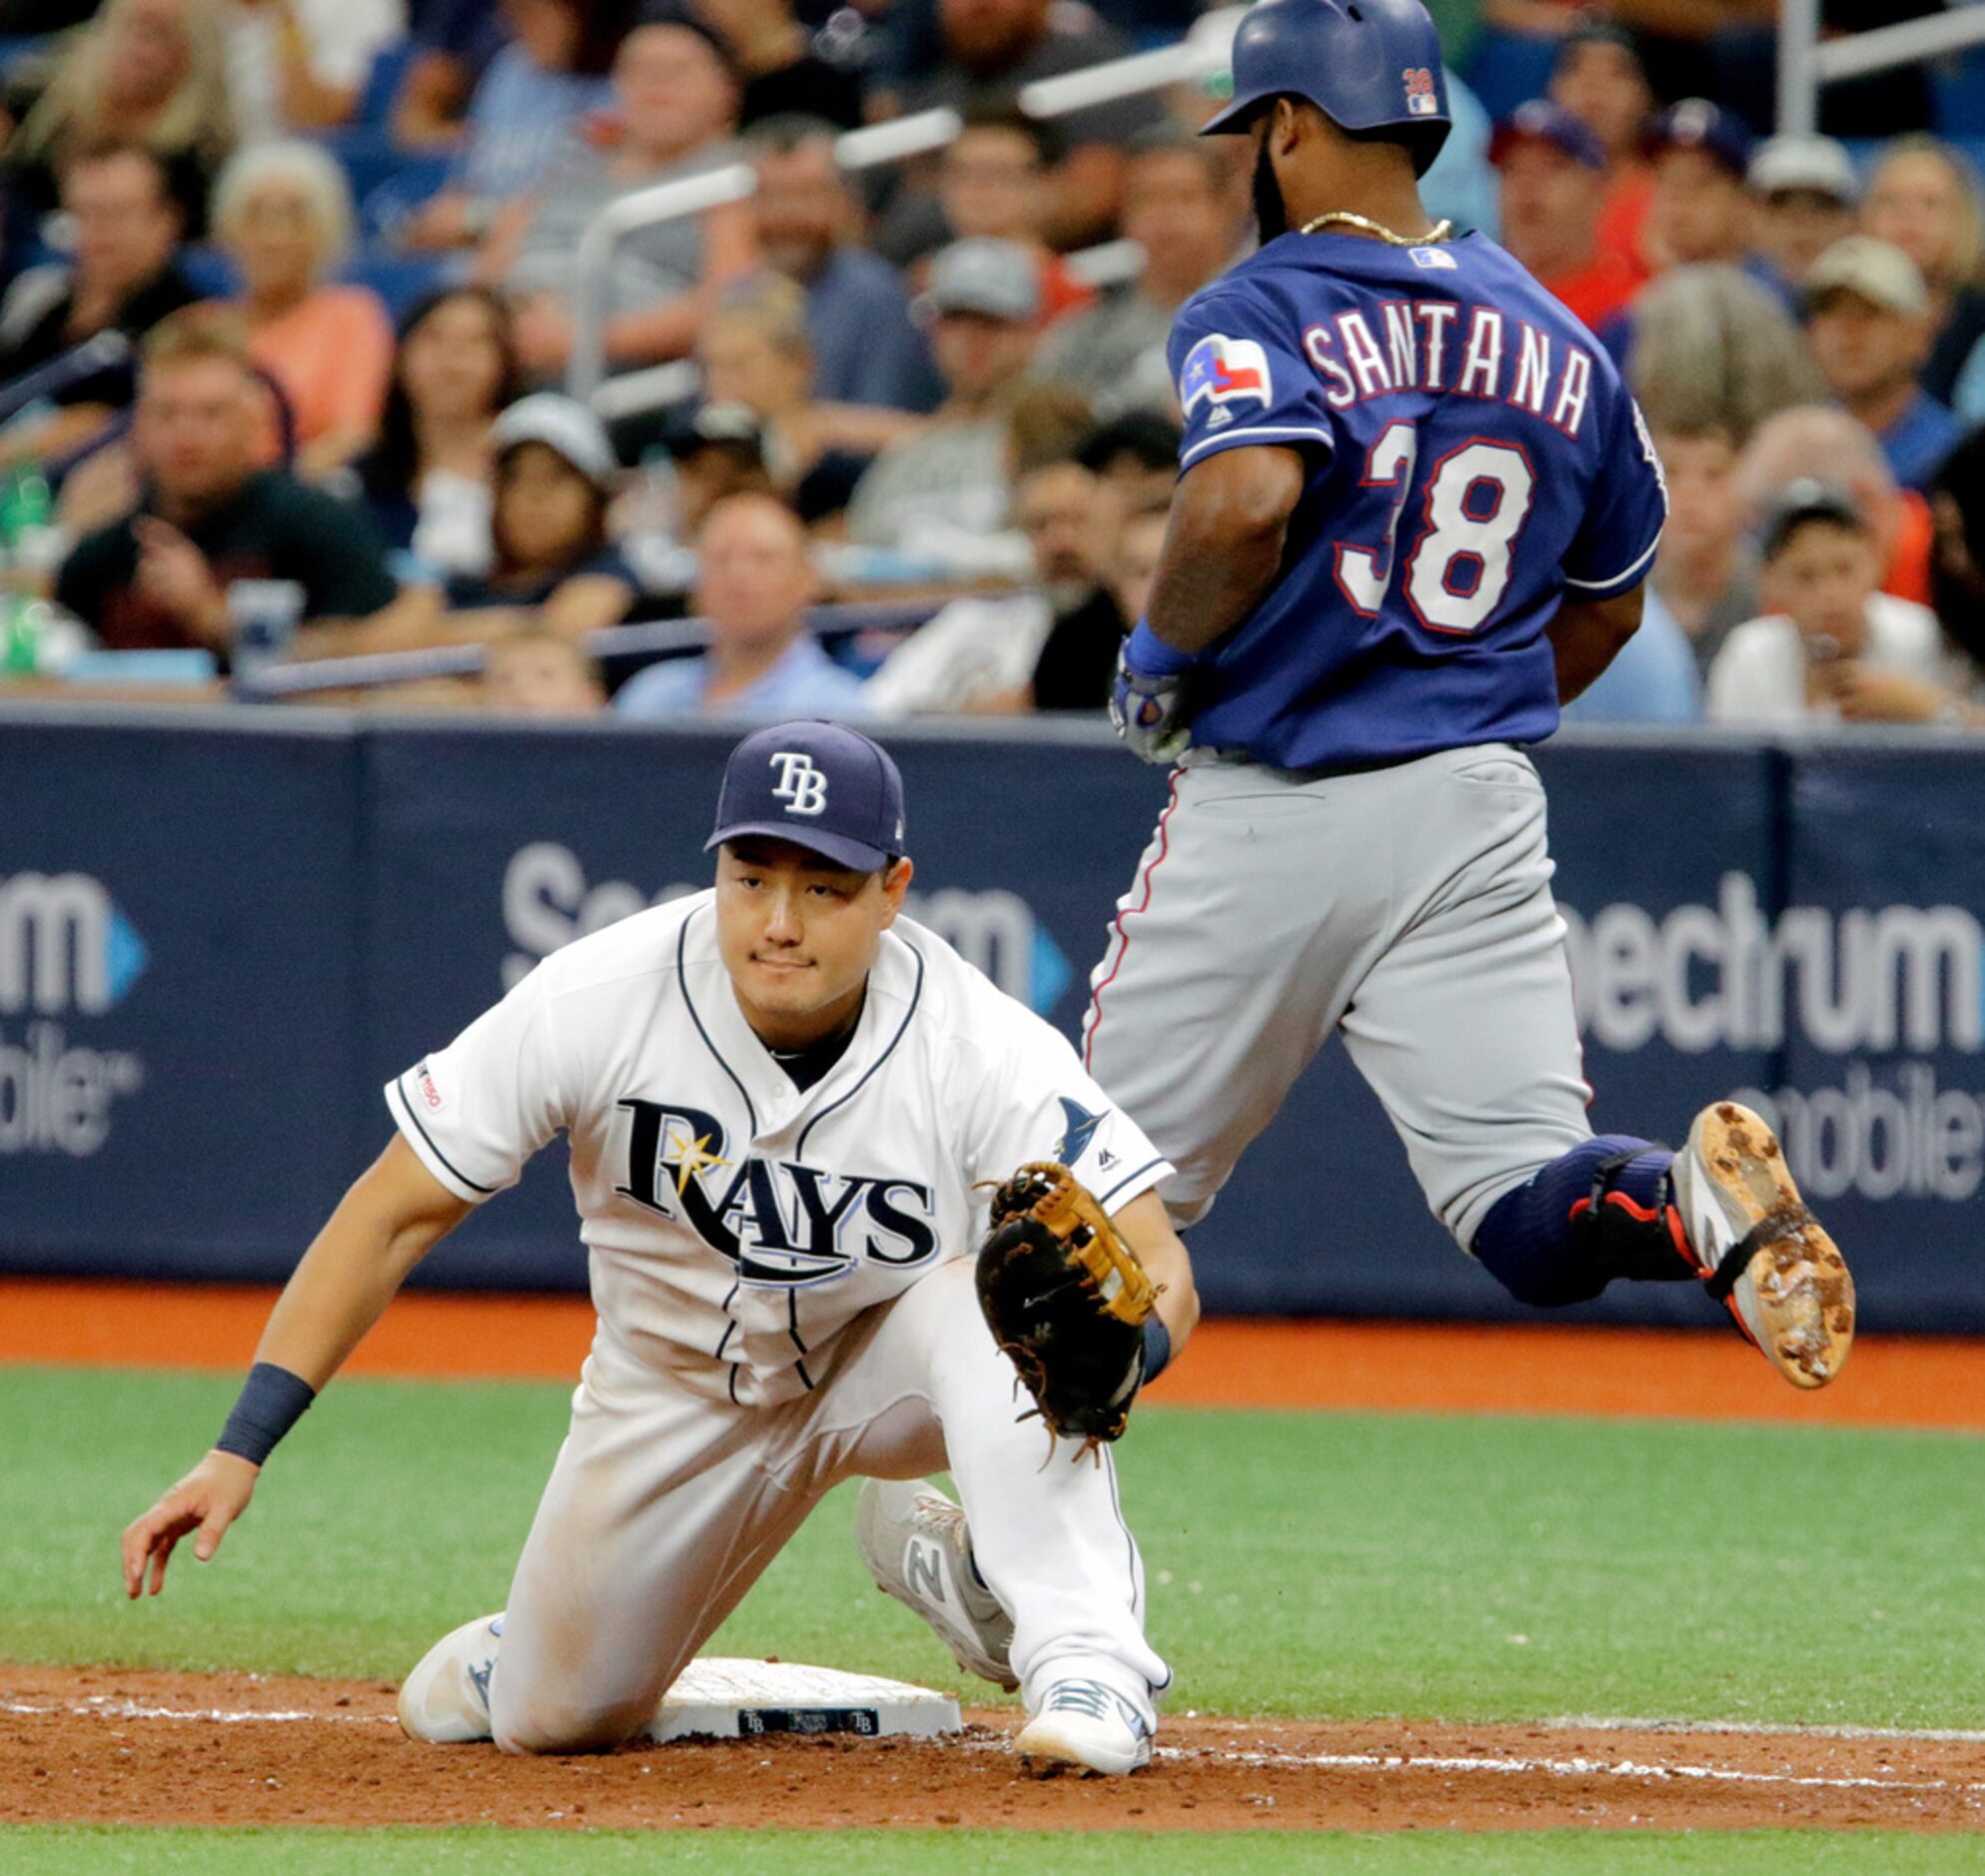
[488, 1257, 1166, 1752]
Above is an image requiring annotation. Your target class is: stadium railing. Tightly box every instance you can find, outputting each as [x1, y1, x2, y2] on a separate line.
[564, 6, 1248, 405]
[229, 599, 947, 702]
[1779, 0, 1985, 139]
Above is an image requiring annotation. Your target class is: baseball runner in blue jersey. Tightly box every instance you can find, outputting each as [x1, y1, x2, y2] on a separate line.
[1090, 0, 1854, 1387]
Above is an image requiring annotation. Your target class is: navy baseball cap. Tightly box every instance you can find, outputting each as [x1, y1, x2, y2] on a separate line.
[1489, 101, 1606, 174]
[705, 720, 908, 872]
[1642, 99, 1755, 177]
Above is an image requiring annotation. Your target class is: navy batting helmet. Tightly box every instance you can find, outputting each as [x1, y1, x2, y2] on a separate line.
[1200, 0, 1453, 176]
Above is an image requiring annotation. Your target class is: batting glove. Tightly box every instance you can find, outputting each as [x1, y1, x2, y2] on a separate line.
[1110, 623, 1198, 767]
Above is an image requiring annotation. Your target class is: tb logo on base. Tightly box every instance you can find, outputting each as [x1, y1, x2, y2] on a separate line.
[616, 1100, 937, 1285]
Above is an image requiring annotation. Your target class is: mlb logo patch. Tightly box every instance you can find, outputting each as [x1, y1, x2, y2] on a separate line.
[1180, 334, 1272, 415]
[1404, 66, 1440, 117]
[1410, 246, 1458, 271]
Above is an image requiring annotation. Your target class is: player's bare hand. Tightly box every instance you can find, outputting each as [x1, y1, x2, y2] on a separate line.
[121, 1451, 260, 1599]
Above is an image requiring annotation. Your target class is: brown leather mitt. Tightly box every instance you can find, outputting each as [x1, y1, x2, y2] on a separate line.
[975, 1162, 1160, 1445]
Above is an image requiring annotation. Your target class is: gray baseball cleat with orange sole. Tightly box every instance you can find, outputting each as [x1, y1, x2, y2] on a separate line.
[1673, 1101, 1855, 1389]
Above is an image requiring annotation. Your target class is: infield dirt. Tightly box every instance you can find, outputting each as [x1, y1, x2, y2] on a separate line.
[4, 1664, 1982, 1835]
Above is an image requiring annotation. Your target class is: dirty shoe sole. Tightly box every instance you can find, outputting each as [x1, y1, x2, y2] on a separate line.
[1014, 1712, 1152, 1777]
[1677, 1102, 1855, 1390]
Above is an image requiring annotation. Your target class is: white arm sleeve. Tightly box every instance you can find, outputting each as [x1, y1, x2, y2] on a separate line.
[384, 968, 571, 1204]
[962, 1013, 1172, 1218]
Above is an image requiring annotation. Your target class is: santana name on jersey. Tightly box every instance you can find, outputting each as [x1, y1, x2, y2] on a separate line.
[1303, 304, 1595, 437]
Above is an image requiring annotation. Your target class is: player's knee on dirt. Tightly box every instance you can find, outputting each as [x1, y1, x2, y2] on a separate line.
[1471, 1137, 1692, 1307]
[492, 1683, 653, 1756]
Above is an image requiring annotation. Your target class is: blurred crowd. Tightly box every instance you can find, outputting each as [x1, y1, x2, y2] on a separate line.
[1, 0, 1984, 732]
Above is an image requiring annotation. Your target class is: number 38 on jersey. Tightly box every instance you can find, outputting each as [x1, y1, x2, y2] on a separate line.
[1334, 424, 1537, 636]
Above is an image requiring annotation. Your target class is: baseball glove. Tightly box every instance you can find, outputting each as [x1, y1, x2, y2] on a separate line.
[975, 1163, 1161, 1447]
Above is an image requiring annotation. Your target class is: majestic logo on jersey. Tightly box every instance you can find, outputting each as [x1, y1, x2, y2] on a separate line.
[616, 1100, 937, 1286]
[1053, 1097, 1107, 1166]
[1403, 68, 1440, 117]
[769, 750, 829, 816]
[1180, 335, 1271, 416]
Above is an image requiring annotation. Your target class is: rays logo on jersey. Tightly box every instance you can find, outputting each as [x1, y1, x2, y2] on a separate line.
[1053, 1097, 1107, 1166]
[1180, 335, 1271, 416]
[615, 1100, 937, 1286]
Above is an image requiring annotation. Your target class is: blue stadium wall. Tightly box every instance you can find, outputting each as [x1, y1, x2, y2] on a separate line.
[3, 705, 1982, 1333]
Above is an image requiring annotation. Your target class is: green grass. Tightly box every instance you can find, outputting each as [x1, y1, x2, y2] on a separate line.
[5, 1829, 1985, 1874]
[8, 1365, 1985, 1730]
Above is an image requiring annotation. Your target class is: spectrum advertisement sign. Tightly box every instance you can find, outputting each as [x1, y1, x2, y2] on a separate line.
[0, 713, 1978, 1330]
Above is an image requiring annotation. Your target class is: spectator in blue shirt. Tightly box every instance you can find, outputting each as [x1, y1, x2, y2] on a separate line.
[747, 117, 943, 412]
[615, 492, 868, 717]
[1803, 236, 1964, 495]
[400, 0, 632, 253]
[395, 0, 517, 149]
[1562, 587, 1702, 726]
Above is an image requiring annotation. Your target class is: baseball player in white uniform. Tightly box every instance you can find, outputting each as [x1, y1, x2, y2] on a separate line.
[122, 721, 1200, 1777]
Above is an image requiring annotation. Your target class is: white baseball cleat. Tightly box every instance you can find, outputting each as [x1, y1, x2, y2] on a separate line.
[1014, 1678, 1153, 1776]
[1674, 1101, 1855, 1390]
[853, 1478, 1017, 1690]
[397, 1611, 503, 1743]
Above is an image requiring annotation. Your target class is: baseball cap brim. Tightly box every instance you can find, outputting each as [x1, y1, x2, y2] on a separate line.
[704, 820, 893, 873]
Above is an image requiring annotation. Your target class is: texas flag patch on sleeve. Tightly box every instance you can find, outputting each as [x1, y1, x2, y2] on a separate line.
[1180, 334, 1273, 415]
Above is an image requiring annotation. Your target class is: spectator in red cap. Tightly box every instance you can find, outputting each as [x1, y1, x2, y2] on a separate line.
[1489, 101, 1643, 337]
[1642, 99, 1753, 276]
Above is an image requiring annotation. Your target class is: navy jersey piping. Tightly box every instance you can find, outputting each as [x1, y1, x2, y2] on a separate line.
[1097, 1155, 1166, 1210]
[679, 908, 759, 1138]
[795, 936, 926, 1156]
[394, 1074, 496, 1195]
[713, 1280, 739, 1361]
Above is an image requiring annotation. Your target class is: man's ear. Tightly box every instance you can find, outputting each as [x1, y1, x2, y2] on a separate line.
[1271, 96, 1306, 161]
[878, 855, 914, 926]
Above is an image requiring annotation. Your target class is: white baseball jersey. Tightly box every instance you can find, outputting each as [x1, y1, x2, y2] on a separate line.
[386, 891, 1170, 1407]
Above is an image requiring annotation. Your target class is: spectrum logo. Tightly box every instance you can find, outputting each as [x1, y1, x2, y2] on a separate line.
[0, 872, 149, 1016]
[1559, 873, 1981, 1057]
[0, 872, 147, 1157]
[499, 843, 1075, 1016]
[1560, 873, 1985, 1202]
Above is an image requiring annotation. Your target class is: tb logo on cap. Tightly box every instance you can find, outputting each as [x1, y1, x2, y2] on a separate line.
[769, 750, 828, 815]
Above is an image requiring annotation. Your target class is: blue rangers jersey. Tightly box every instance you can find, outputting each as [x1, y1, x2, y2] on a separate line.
[1168, 230, 1668, 772]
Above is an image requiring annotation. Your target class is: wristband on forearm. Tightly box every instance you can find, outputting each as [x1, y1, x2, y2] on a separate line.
[1140, 1314, 1173, 1386]
[1126, 619, 1201, 678]
[214, 1362, 317, 1466]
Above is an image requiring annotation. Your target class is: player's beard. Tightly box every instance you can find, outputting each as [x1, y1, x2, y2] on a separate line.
[1251, 139, 1288, 245]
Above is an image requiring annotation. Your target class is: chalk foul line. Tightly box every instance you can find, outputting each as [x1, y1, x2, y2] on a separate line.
[6, 1696, 1983, 1799]
[1155, 1744, 1985, 1796]
[1, 1697, 393, 1725]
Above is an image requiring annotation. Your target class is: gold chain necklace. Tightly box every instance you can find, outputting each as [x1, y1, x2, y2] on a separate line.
[1299, 211, 1455, 247]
